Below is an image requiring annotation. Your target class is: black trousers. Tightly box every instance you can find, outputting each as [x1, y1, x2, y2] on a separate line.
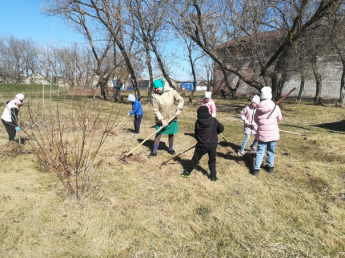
[187, 145, 217, 178]
[134, 115, 142, 134]
[2, 119, 16, 141]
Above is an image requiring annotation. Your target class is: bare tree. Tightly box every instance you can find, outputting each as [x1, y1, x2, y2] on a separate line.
[126, 0, 179, 99]
[173, 29, 205, 102]
[301, 20, 333, 105]
[291, 37, 312, 104]
[329, 9, 345, 106]
[43, 0, 142, 100]
[66, 6, 116, 99]
[40, 44, 61, 85]
[44, 1, 119, 100]
[0, 35, 39, 83]
[57, 46, 78, 88]
[125, 0, 156, 100]
[168, 0, 342, 100]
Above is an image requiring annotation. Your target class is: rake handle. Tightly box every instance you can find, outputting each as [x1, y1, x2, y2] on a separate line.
[122, 116, 176, 160]
[114, 114, 129, 131]
[160, 144, 196, 167]
[275, 87, 296, 105]
[280, 129, 306, 136]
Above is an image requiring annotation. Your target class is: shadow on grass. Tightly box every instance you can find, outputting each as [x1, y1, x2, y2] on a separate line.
[218, 140, 240, 151]
[16, 137, 29, 145]
[166, 156, 210, 178]
[137, 138, 170, 153]
[314, 120, 345, 133]
[218, 140, 256, 170]
[280, 123, 312, 131]
[184, 132, 195, 138]
[160, 139, 256, 177]
[217, 103, 247, 113]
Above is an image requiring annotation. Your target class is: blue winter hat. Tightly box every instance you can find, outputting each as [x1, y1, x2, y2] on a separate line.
[153, 78, 164, 88]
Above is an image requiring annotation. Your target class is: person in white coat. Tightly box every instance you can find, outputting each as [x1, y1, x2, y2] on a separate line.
[1, 94, 24, 141]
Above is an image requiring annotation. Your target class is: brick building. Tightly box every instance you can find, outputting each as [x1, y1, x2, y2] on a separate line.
[213, 31, 343, 99]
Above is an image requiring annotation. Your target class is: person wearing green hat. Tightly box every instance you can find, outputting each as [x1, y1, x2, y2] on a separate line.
[149, 78, 184, 157]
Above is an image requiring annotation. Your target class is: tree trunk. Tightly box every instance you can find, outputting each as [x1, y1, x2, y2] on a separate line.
[112, 79, 124, 102]
[144, 46, 154, 103]
[150, 42, 174, 89]
[272, 48, 288, 101]
[232, 78, 240, 99]
[339, 60, 345, 106]
[312, 62, 322, 105]
[276, 71, 287, 101]
[220, 67, 233, 96]
[114, 86, 121, 102]
[99, 77, 109, 100]
[93, 7, 140, 101]
[267, 71, 279, 101]
[189, 55, 197, 103]
[189, 82, 197, 103]
[297, 74, 305, 104]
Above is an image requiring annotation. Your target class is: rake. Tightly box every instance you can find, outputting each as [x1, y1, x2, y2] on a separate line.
[121, 116, 176, 161]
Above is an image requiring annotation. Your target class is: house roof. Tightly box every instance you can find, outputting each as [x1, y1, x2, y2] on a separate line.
[217, 30, 284, 49]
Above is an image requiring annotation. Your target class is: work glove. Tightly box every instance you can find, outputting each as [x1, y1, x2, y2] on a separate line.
[15, 126, 21, 131]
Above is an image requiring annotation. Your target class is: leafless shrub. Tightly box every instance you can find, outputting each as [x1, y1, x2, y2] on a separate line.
[23, 96, 118, 199]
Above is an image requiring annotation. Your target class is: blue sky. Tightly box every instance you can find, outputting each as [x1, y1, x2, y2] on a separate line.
[0, 0, 196, 80]
[0, 0, 83, 46]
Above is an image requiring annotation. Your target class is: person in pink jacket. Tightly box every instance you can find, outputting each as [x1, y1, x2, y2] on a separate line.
[201, 91, 216, 117]
[251, 86, 282, 176]
[238, 95, 260, 156]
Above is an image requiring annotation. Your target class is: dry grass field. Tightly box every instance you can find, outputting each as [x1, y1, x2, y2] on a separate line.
[0, 92, 345, 257]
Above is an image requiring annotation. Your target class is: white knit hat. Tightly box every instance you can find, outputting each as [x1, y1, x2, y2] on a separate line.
[14, 93, 24, 105]
[252, 95, 260, 104]
[204, 91, 212, 99]
[15, 93, 24, 101]
[127, 94, 135, 102]
[260, 87, 272, 100]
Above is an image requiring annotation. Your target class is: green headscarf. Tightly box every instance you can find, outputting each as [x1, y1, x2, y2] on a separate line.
[153, 78, 165, 94]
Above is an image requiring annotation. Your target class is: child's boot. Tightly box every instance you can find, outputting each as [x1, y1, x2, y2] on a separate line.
[264, 164, 274, 173]
[250, 169, 259, 176]
[237, 150, 245, 156]
[181, 170, 191, 178]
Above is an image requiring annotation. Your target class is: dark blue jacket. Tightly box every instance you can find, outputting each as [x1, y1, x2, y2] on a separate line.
[129, 99, 143, 116]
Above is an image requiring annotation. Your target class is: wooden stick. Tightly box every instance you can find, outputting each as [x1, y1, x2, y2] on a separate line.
[275, 87, 296, 105]
[280, 129, 306, 136]
[268, 87, 297, 118]
[221, 133, 227, 143]
[121, 116, 176, 160]
[114, 114, 129, 131]
[160, 144, 196, 167]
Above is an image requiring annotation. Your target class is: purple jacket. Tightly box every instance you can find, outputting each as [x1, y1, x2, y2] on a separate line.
[240, 104, 257, 135]
[254, 99, 282, 142]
